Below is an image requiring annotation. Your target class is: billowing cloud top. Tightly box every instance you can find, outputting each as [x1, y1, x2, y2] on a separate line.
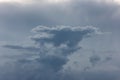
[31, 26, 102, 47]
[3, 25, 104, 74]
[32, 25, 101, 33]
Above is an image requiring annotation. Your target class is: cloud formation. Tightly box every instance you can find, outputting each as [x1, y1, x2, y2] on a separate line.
[31, 25, 101, 47]
[0, 0, 120, 80]
[3, 45, 40, 52]
[1, 25, 107, 80]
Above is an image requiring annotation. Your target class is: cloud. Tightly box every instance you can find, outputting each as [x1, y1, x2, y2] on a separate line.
[1, 25, 108, 80]
[36, 55, 68, 72]
[0, 0, 120, 32]
[0, 0, 120, 80]
[31, 25, 102, 47]
[3, 45, 40, 52]
[0, 0, 119, 46]
[61, 68, 120, 80]
[89, 54, 101, 66]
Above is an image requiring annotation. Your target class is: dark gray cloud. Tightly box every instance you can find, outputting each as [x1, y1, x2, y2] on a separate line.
[31, 25, 101, 47]
[0, 0, 120, 80]
[1, 61, 120, 80]
[1, 25, 107, 80]
[61, 68, 120, 80]
[36, 55, 68, 72]
[0, 0, 119, 44]
[3, 45, 40, 52]
[89, 54, 101, 66]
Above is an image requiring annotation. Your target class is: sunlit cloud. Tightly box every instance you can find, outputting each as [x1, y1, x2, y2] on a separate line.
[114, 0, 120, 4]
[0, 0, 23, 2]
[0, 0, 70, 4]
[0, 0, 33, 4]
[47, 0, 70, 3]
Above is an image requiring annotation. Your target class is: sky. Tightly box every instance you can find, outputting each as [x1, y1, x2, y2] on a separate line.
[0, 0, 120, 80]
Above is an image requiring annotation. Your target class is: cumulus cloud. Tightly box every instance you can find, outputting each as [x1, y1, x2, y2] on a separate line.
[31, 25, 102, 47]
[1, 25, 108, 80]
[0, 0, 120, 80]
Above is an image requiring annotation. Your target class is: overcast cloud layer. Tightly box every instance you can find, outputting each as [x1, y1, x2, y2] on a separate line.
[0, 0, 120, 80]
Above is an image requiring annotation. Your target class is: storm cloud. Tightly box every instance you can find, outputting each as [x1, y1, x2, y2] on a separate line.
[1, 25, 107, 80]
[31, 25, 101, 47]
[0, 0, 120, 80]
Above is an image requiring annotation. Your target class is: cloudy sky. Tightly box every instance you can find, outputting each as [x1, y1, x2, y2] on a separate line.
[0, 0, 120, 80]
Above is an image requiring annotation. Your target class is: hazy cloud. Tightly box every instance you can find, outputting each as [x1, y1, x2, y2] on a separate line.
[0, 0, 120, 31]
